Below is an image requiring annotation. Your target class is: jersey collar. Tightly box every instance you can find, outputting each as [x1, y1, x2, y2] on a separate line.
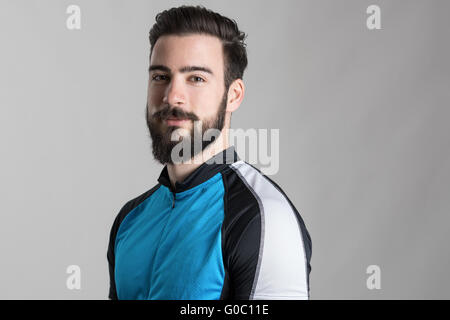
[157, 146, 240, 193]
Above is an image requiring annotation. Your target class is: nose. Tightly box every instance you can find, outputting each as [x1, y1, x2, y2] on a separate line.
[162, 76, 186, 107]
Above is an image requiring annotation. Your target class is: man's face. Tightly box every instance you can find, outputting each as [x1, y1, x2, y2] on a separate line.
[146, 34, 228, 164]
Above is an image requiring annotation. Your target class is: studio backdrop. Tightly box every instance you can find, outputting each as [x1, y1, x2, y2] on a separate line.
[0, 0, 449, 299]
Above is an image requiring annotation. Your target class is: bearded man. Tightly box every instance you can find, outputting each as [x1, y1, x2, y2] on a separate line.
[107, 5, 312, 300]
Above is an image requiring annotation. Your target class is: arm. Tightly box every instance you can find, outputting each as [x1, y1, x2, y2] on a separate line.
[228, 205, 311, 300]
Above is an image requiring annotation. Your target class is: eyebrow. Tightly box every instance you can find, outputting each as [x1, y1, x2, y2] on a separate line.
[148, 64, 214, 75]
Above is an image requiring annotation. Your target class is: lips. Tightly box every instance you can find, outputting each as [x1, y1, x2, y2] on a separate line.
[165, 118, 189, 126]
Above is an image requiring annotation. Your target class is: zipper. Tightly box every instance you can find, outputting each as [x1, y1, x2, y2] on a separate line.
[171, 191, 176, 209]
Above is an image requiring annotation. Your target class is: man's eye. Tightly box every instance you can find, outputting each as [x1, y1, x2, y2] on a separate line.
[191, 76, 205, 82]
[152, 75, 168, 81]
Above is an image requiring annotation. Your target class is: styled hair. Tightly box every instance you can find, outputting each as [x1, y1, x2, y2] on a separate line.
[149, 5, 248, 91]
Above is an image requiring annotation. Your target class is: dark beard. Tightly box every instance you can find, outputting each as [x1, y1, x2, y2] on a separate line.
[146, 91, 227, 164]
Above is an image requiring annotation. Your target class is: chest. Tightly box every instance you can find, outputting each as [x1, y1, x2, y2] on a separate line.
[114, 181, 226, 299]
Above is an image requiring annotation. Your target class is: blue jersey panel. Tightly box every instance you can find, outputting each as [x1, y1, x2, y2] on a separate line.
[114, 172, 226, 299]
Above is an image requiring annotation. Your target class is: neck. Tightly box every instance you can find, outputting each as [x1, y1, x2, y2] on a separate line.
[166, 129, 229, 188]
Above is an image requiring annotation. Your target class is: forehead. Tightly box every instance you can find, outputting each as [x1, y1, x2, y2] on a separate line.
[150, 34, 224, 76]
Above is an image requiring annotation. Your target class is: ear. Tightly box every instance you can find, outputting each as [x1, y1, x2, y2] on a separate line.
[225, 79, 245, 113]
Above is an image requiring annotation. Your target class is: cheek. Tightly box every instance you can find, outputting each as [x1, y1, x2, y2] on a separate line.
[146, 93, 160, 116]
[147, 85, 164, 103]
[190, 88, 221, 118]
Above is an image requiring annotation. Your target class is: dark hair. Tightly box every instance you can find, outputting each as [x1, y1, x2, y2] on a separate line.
[149, 5, 248, 91]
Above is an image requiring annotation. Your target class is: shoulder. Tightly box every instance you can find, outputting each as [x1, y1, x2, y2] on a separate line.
[221, 160, 303, 225]
[224, 160, 311, 258]
[220, 161, 312, 299]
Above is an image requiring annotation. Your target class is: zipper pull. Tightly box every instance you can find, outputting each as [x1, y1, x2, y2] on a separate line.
[172, 192, 176, 209]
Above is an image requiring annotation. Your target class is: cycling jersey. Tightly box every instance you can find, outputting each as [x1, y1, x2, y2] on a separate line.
[107, 146, 312, 300]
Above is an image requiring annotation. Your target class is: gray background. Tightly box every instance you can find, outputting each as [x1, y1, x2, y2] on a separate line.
[1, 0, 449, 299]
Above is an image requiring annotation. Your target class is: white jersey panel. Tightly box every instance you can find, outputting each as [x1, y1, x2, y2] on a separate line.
[230, 160, 309, 300]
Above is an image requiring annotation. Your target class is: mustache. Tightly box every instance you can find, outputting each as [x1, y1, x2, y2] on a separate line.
[151, 105, 199, 121]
